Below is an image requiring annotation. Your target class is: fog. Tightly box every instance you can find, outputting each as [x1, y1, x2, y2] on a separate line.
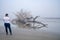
[0, 0, 60, 18]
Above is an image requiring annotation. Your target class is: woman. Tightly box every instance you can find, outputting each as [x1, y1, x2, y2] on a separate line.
[3, 13, 12, 35]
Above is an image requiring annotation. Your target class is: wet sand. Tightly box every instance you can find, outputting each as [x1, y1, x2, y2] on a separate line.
[0, 26, 60, 40]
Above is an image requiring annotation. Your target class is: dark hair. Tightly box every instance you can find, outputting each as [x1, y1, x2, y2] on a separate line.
[5, 13, 8, 16]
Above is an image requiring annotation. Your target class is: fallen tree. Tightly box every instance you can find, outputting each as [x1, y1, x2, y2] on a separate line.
[12, 9, 47, 29]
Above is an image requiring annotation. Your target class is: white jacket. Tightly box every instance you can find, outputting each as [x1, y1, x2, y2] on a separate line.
[3, 16, 10, 23]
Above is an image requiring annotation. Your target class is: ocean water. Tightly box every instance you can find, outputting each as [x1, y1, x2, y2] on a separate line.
[42, 18, 60, 34]
[0, 18, 60, 35]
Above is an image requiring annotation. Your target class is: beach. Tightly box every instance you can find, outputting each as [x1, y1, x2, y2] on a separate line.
[0, 25, 60, 40]
[0, 18, 60, 40]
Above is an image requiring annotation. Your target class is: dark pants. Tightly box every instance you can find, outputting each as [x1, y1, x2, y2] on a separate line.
[4, 23, 12, 35]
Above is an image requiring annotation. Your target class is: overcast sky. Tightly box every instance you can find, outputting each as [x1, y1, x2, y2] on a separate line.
[0, 0, 60, 18]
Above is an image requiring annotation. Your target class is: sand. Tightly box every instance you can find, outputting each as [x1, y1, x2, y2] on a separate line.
[0, 26, 60, 40]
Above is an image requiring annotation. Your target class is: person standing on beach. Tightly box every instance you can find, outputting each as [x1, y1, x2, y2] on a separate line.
[3, 13, 12, 35]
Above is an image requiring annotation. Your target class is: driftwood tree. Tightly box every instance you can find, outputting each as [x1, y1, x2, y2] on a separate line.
[12, 9, 47, 29]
